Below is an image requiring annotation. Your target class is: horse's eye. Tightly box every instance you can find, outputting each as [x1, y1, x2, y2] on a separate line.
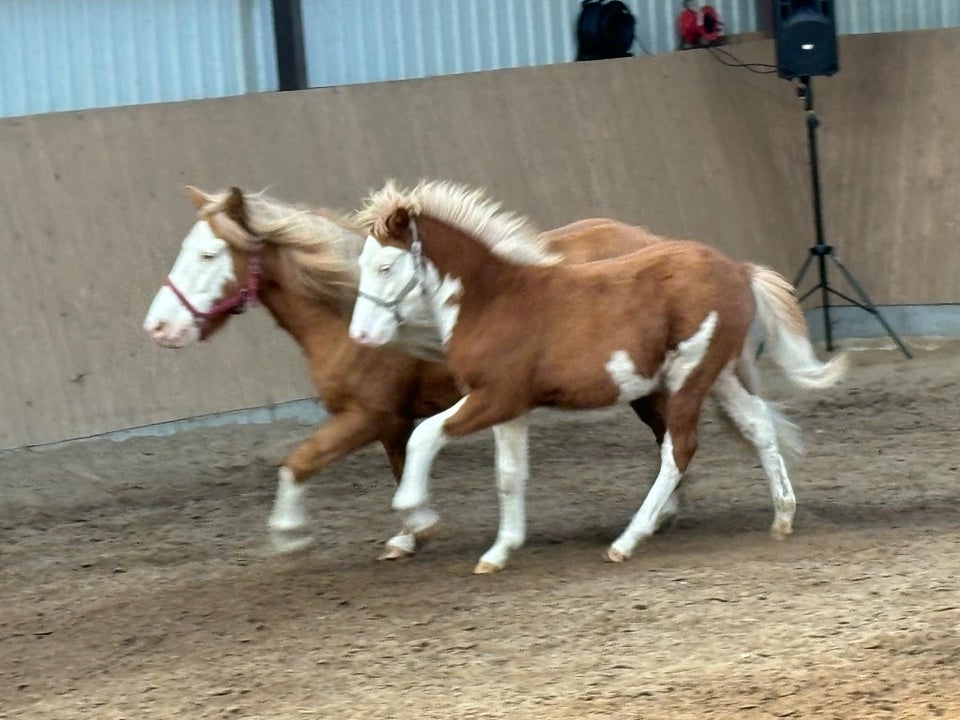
[377, 264, 392, 276]
[200, 251, 217, 261]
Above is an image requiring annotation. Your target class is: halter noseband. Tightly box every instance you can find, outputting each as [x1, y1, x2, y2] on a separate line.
[163, 248, 263, 341]
[356, 219, 427, 323]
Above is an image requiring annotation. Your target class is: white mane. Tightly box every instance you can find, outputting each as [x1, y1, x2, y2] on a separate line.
[355, 179, 562, 266]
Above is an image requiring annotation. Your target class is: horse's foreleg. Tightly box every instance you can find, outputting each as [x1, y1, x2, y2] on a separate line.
[392, 398, 469, 512]
[376, 418, 443, 561]
[269, 410, 380, 538]
[379, 398, 470, 559]
[474, 414, 530, 574]
[380, 418, 414, 484]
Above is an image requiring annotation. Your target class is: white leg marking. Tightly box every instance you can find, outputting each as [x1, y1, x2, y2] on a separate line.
[608, 433, 684, 560]
[381, 506, 442, 560]
[654, 487, 683, 533]
[268, 466, 308, 532]
[385, 398, 464, 558]
[475, 415, 530, 574]
[712, 368, 796, 538]
[392, 398, 467, 511]
[605, 350, 659, 402]
[666, 311, 718, 393]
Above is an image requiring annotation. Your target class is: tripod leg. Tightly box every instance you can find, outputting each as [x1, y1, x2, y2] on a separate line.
[792, 252, 815, 290]
[818, 254, 833, 351]
[826, 255, 913, 359]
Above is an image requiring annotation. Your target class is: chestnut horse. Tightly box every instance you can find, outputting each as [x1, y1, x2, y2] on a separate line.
[349, 180, 848, 573]
[142, 186, 672, 556]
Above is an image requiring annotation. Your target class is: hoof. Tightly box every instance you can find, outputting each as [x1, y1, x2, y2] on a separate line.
[473, 561, 503, 575]
[378, 543, 414, 561]
[413, 526, 438, 547]
[603, 546, 630, 563]
[770, 525, 793, 541]
[267, 513, 308, 533]
[266, 531, 315, 555]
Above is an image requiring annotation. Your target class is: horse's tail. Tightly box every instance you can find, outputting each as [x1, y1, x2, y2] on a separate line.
[747, 264, 848, 390]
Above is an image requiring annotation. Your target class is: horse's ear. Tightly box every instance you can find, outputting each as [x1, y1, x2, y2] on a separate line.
[386, 207, 411, 243]
[186, 185, 211, 210]
[224, 186, 246, 224]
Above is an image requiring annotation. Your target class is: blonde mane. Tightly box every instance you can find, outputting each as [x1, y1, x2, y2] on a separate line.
[202, 189, 365, 302]
[355, 180, 562, 266]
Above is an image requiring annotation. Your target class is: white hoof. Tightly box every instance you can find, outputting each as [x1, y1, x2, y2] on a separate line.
[473, 561, 503, 575]
[770, 517, 793, 540]
[267, 507, 308, 533]
[379, 532, 416, 560]
[266, 531, 315, 555]
[379, 544, 414, 561]
[603, 546, 630, 563]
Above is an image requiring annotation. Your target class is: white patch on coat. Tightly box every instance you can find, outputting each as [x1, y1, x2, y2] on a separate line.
[426, 265, 463, 348]
[143, 220, 235, 346]
[665, 311, 718, 392]
[605, 350, 659, 402]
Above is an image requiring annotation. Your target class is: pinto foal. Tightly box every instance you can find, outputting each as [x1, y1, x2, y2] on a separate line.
[349, 180, 847, 573]
[142, 186, 674, 557]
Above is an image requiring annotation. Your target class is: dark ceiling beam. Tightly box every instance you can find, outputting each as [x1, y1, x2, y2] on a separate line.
[272, 0, 307, 91]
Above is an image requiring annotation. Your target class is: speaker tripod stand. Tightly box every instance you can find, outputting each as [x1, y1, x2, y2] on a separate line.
[789, 76, 912, 359]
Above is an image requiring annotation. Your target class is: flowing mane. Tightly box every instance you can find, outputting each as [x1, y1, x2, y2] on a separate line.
[355, 179, 562, 266]
[202, 189, 365, 302]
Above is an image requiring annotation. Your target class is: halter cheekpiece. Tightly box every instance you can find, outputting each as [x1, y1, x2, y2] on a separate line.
[163, 246, 263, 341]
[356, 219, 428, 323]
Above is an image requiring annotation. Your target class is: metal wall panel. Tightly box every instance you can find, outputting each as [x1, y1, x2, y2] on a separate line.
[301, 0, 761, 88]
[3, 1, 959, 118]
[0, 0, 278, 118]
[838, 0, 960, 35]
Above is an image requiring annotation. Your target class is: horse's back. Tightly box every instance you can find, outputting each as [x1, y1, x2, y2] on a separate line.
[542, 219, 663, 265]
[544, 238, 755, 351]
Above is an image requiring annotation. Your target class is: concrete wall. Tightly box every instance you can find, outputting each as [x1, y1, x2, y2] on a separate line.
[0, 28, 957, 450]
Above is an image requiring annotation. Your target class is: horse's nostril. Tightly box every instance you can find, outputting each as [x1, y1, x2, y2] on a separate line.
[150, 321, 169, 341]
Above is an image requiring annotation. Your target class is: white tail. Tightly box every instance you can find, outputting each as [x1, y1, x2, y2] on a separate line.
[749, 264, 848, 390]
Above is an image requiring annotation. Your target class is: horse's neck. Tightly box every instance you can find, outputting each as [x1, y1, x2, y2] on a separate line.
[419, 217, 519, 297]
[258, 278, 353, 368]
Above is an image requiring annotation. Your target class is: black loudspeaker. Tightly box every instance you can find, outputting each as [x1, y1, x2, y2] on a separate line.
[772, 0, 838, 79]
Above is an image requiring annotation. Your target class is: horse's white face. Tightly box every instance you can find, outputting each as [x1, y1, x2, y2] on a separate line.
[349, 235, 424, 348]
[143, 220, 235, 348]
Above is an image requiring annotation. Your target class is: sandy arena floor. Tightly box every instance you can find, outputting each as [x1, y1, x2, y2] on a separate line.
[1, 340, 958, 719]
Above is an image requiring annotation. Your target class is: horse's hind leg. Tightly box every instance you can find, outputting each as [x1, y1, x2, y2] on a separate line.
[711, 365, 797, 539]
[630, 394, 666, 445]
[269, 410, 380, 546]
[630, 392, 683, 533]
[606, 385, 707, 561]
